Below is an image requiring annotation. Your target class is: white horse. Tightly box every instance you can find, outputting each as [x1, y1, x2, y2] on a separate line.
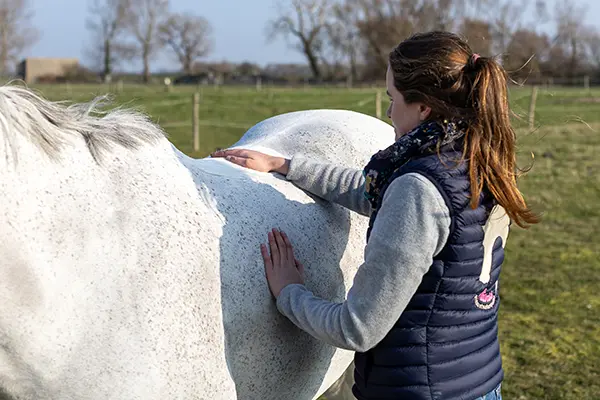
[0, 85, 393, 400]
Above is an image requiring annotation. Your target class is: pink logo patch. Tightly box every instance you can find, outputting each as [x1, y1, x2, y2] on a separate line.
[474, 281, 498, 310]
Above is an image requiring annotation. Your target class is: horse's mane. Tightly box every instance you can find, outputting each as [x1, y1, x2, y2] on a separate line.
[0, 83, 166, 163]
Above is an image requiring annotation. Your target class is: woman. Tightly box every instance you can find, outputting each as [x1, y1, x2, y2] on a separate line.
[212, 31, 538, 400]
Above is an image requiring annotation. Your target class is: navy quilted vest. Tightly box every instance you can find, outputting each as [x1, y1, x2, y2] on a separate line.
[353, 147, 505, 400]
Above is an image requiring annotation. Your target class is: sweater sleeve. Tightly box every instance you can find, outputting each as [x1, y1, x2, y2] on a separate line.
[285, 155, 371, 217]
[275, 173, 451, 352]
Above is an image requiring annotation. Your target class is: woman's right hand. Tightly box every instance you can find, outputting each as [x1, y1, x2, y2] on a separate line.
[211, 148, 291, 175]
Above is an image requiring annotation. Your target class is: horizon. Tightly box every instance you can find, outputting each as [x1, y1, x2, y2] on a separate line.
[25, 0, 600, 74]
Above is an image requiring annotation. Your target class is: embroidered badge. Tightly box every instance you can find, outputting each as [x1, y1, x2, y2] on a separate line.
[474, 281, 498, 310]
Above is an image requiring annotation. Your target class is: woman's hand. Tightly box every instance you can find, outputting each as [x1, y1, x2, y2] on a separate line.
[211, 149, 290, 175]
[261, 228, 305, 298]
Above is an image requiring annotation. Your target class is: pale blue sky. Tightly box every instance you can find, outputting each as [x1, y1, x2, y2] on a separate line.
[27, 0, 600, 72]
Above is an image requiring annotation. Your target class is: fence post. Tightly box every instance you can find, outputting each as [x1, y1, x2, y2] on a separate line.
[192, 93, 200, 152]
[584, 75, 590, 90]
[256, 76, 262, 91]
[528, 85, 538, 130]
[375, 91, 382, 119]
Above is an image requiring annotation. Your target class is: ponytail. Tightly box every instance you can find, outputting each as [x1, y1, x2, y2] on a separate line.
[466, 57, 539, 228]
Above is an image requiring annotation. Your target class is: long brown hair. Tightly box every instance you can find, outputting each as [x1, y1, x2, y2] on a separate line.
[388, 31, 539, 228]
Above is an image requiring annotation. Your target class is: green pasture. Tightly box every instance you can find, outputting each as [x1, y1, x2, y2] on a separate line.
[27, 83, 600, 399]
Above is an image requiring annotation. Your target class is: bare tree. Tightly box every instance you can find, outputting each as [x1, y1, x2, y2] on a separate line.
[504, 28, 550, 81]
[343, 0, 435, 79]
[486, 0, 527, 57]
[418, 0, 493, 32]
[534, 0, 550, 23]
[124, 0, 170, 83]
[0, 0, 38, 75]
[583, 28, 600, 69]
[159, 13, 213, 75]
[335, 0, 478, 79]
[266, 0, 332, 80]
[324, 1, 364, 82]
[460, 18, 493, 55]
[553, 0, 588, 77]
[85, 0, 133, 82]
[301, 0, 498, 81]
[344, 0, 407, 78]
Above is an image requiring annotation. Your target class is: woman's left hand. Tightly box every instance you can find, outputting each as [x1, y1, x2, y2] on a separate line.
[261, 228, 305, 298]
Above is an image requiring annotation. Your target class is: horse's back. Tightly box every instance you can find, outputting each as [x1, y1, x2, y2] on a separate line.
[231, 109, 392, 166]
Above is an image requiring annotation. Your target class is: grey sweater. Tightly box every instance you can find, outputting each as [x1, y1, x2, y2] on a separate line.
[276, 155, 451, 352]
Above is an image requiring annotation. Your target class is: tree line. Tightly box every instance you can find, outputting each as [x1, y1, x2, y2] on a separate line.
[1, 0, 599, 84]
[270, 0, 600, 83]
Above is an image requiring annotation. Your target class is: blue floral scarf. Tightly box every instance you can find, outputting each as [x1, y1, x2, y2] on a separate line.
[363, 119, 467, 211]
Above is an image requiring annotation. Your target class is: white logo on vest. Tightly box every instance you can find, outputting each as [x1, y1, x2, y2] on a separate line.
[475, 205, 510, 309]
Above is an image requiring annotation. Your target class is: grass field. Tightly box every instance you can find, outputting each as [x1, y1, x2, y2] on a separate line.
[28, 83, 600, 399]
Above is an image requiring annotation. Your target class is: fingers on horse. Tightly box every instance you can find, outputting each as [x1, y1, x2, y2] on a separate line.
[295, 258, 305, 277]
[222, 148, 250, 157]
[281, 231, 291, 247]
[273, 230, 288, 264]
[235, 149, 252, 158]
[280, 231, 295, 264]
[225, 155, 247, 167]
[213, 148, 241, 157]
[268, 231, 280, 267]
[260, 244, 273, 270]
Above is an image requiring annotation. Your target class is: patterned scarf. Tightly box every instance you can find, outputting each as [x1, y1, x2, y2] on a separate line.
[363, 119, 467, 213]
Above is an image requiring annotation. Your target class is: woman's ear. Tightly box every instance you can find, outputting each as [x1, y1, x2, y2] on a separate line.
[419, 104, 432, 121]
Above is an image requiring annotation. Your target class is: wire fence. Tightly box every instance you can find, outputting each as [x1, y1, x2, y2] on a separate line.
[146, 87, 557, 153]
[16, 79, 600, 156]
[137, 83, 599, 153]
[147, 91, 385, 152]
